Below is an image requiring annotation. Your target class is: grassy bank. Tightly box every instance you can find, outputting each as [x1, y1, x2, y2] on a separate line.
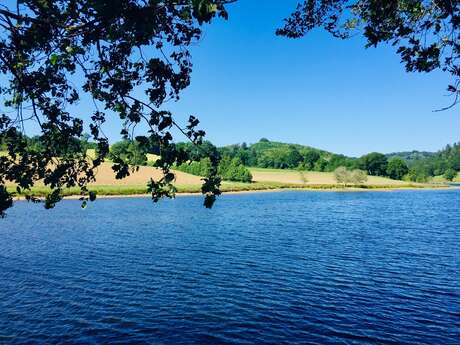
[4, 162, 453, 199]
[8, 181, 450, 199]
[250, 167, 414, 186]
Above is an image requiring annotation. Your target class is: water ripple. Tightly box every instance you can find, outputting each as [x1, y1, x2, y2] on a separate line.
[1, 190, 459, 344]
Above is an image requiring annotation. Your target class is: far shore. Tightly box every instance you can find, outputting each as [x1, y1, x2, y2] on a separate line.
[7, 164, 458, 201]
[11, 183, 458, 202]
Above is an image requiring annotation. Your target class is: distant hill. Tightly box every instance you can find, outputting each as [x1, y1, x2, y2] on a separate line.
[386, 151, 436, 166]
[218, 138, 356, 172]
[217, 139, 459, 182]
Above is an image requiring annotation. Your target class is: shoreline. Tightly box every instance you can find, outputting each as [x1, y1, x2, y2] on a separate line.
[12, 184, 459, 201]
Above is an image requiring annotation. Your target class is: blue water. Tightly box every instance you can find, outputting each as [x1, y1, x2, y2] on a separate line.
[1, 191, 459, 344]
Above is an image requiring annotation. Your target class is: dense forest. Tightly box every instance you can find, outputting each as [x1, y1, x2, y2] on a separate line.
[386, 151, 436, 164]
[0, 134, 98, 157]
[389, 143, 460, 182]
[2, 136, 458, 183]
[218, 139, 356, 171]
[217, 139, 460, 182]
[174, 142, 252, 183]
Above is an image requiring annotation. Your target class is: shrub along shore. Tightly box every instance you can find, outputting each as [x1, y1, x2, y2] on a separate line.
[8, 181, 453, 200]
[2, 137, 458, 202]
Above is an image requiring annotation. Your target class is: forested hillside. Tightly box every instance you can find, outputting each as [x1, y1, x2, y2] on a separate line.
[401, 143, 460, 181]
[2, 136, 458, 183]
[386, 151, 436, 165]
[218, 139, 460, 182]
[218, 139, 356, 172]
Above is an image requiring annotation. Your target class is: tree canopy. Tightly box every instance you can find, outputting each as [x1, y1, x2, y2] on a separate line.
[396, 142, 460, 181]
[278, 0, 460, 110]
[358, 152, 388, 176]
[443, 168, 458, 181]
[386, 157, 409, 180]
[219, 139, 356, 172]
[174, 141, 252, 183]
[1, 1, 458, 217]
[0, 0, 235, 217]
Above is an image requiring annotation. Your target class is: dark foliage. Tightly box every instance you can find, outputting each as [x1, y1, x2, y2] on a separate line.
[176, 157, 212, 177]
[109, 139, 148, 167]
[0, 0, 235, 216]
[219, 139, 357, 171]
[175, 144, 252, 183]
[217, 156, 252, 183]
[443, 168, 457, 181]
[399, 142, 460, 180]
[386, 157, 409, 180]
[386, 150, 436, 164]
[357, 152, 388, 176]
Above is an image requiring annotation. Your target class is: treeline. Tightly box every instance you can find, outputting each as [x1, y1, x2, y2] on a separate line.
[175, 156, 252, 183]
[174, 142, 252, 183]
[220, 138, 460, 182]
[0, 134, 252, 183]
[219, 139, 407, 180]
[3, 134, 458, 183]
[386, 150, 436, 164]
[0, 133, 97, 155]
[106, 139, 252, 183]
[390, 143, 460, 182]
[109, 139, 152, 166]
[219, 139, 356, 172]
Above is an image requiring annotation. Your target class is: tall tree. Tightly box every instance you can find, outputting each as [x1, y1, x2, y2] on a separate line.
[358, 152, 388, 176]
[387, 157, 409, 180]
[443, 168, 458, 181]
[278, 1, 460, 110]
[302, 150, 320, 170]
[0, 0, 235, 217]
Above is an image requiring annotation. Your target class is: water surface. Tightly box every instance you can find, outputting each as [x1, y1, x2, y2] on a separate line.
[1, 191, 459, 344]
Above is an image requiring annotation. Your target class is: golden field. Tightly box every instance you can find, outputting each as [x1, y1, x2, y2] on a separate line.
[249, 168, 408, 186]
[88, 163, 202, 186]
[4, 159, 450, 198]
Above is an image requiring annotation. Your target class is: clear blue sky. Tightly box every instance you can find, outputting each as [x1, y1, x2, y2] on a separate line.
[162, 0, 459, 157]
[14, 0, 459, 157]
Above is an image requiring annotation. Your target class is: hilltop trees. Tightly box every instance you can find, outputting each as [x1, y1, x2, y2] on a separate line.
[218, 143, 254, 166]
[219, 139, 357, 172]
[0, 0, 235, 216]
[258, 145, 303, 169]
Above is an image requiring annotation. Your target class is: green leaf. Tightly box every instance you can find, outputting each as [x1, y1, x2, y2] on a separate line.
[49, 54, 59, 65]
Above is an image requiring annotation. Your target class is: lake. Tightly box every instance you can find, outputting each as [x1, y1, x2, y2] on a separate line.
[1, 190, 459, 344]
